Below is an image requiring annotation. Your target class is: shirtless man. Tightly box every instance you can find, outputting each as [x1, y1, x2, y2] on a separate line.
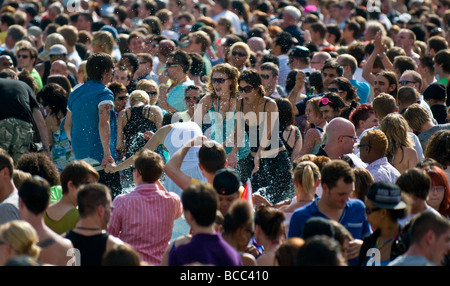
[18, 176, 74, 266]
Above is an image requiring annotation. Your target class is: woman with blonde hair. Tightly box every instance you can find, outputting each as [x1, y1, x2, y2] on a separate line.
[379, 113, 418, 174]
[91, 31, 115, 56]
[136, 79, 160, 106]
[0, 220, 41, 266]
[117, 90, 163, 159]
[226, 42, 252, 72]
[299, 96, 327, 156]
[279, 161, 321, 233]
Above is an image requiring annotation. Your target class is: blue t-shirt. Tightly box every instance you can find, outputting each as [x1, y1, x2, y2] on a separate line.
[67, 80, 117, 162]
[288, 197, 371, 241]
[288, 197, 371, 266]
[349, 79, 370, 104]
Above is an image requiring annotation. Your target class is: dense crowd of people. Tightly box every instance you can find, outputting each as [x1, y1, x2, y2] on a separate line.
[1, 0, 450, 268]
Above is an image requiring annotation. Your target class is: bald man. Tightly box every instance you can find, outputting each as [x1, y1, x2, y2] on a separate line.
[316, 117, 366, 167]
[49, 60, 69, 77]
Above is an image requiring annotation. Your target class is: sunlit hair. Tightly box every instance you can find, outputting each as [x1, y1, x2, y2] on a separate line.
[424, 130, 450, 167]
[380, 113, 413, 163]
[129, 90, 149, 106]
[292, 161, 321, 197]
[0, 220, 40, 259]
[227, 42, 251, 66]
[306, 96, 324, 118]
[206, 63, 239, 99]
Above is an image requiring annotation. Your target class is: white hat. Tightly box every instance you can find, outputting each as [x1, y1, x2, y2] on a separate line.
[48, 44, 67, 56]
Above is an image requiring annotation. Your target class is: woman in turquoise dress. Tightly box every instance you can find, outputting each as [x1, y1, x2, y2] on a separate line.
[36, 83, 75, 172]
[194, 63, 249, 159]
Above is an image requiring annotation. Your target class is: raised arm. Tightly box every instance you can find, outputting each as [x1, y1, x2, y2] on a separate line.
[164, 135, 207, 190]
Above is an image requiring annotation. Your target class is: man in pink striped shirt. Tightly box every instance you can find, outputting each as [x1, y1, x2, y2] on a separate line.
[107, 149, 183, 265]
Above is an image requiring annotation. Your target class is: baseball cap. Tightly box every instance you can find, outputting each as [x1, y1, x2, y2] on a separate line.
[289, 46, 311, 58]
[48, 44, 67, 56]
[366, 182, 407, 210]
[213, 168, 241, 196]
[423, 82, 446, 102]
[27, 26, 43, 37]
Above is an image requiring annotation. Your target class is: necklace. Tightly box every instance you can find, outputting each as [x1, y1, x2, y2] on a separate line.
[250, 97, 261, 112]
[75, 226, 103, 231]
[376, 234, 397, 250]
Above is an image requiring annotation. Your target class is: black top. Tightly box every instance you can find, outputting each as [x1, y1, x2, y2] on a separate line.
[241, 98, 284, 153]
[431, 104, 448, 125]
[0, 78, 38, 123]
[123, 105, 158, 157]
[65, 231, 109, 266]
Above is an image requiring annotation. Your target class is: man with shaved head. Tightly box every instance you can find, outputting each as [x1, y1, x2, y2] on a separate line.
[316, 117, 366, 168]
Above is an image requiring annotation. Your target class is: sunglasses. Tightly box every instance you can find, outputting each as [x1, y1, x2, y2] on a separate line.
[319, 97, 333, 106]
[260, 74, 271, 79]
[17, 54, 30, 59]
[398, 80, 416, 86]
[147, 91, 158, 96]
[232, 51, 247, 57]
[50, 54, 65, 59]
[328, 88, 344, 93]
[185, 96, 199, 101]
[118, 96, 128, 101]
[365, 206, 381, 215]
[238, 85, 254, 93]
[211, 78, 229, 84]
[166, 63, 180, 68]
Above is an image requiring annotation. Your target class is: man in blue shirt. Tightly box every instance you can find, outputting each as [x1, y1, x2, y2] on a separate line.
[65, 53, 121, 198]
[288, 160, 371, 265]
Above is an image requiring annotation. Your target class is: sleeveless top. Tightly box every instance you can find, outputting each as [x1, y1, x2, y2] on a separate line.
[51, 118, 75, 172]
[241, 98, 284, 154]
[65, 231, 109, 266]
[123, 105, 158, 157]
[44, 208, 80, 235]
[311, 126, 324, 155]
[280, 125, 300, 158]
[206, 96, 235, 154]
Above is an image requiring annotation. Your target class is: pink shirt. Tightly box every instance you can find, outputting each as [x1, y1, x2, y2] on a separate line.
[107, 183, 183, 265]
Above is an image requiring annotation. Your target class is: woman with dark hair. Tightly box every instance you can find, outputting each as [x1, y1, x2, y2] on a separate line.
[328, 77, 360, 120]
[36, 83, 74, 171]
[254, 205, 286, 266]
[359, 182, 409, 266]
[318, 92, 347, 122]
[227, 69, 293, 205]
[275, 98, 302, 162]
[422, 165, 450, 218]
